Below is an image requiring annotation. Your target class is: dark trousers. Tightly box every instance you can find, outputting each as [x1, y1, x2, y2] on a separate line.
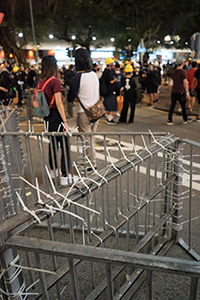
[49, 135, 71, 176]
[168, 92, 188, 122]
[119, 96, 136, 123]
[45, 109, 71, 176]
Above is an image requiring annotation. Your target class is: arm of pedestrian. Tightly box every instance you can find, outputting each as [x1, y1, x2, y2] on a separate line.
[183, 78, 189, 98]
[191, 77, 197, 91]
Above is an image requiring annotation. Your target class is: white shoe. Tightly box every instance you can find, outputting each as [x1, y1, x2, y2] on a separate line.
[60, 174, 79, 186]
[50, 169, 61, 178]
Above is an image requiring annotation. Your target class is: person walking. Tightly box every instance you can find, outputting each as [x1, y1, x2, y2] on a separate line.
[67, 48, 100, 173]
[40, 55, 72, 185]
[167, 57, 192, 125]
[119, 64, 137, 123]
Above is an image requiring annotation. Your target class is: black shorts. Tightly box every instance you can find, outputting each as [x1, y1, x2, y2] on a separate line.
[103, 94, 117, 112]
[196, 89, 200, 104]
[147, 84, 158, 94]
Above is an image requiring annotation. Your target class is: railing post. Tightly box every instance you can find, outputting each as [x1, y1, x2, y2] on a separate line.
[172, 141, 183, 241]
[0, 248, 26, 300]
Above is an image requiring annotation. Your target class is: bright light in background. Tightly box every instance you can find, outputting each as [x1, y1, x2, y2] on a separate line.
[110, 37, 115, 42]
[157, 40, 161, 44]
[185, 42, 188, 45]
[174, 35, 180, 42]
[92, 36, 96, 41]
[164, 35, 171, 42]
[128, 39, 131, 42]
[72, 35, 76, 40]
[18, 32, 23, 38]
[170, 41, 174, 45]
[49, 34, 54, 39]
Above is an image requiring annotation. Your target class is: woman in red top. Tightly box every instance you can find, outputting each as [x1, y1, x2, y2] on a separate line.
[187, 61, 197, 113]
[40, 56, 71, 185]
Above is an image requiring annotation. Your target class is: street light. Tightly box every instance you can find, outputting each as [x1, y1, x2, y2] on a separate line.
[110, 37, 115, 42]
[164, 35, 171, 42]
[18, 32, 23, 38]
[72, 35, 76, 40]
[49, 34, 54, 39]
[92, 36, 96, 41]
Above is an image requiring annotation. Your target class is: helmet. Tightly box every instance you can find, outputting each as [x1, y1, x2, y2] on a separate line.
[154, 61, 159, 67]
[196, 60, 200, 64]
[105, 57, 114, 65]
[125, 60, 129, 65]
[13, 66, 19, 73]
[124, 64, 133, 73]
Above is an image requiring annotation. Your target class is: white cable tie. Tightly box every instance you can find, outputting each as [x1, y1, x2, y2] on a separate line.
[16, 192, 41, 224]
[48, 205, 87, 226]
[117, 142, 135, 168]
[19, 176, 61, 208]
[35, 177, 44, 206]
[61, 122, 71, 136]
[106, 149, 121, 175]
[73, 162, 92, 192]
[118, 208, 129, 221]
[91, 231, 103, 245]
[9, 262, 56, 275]
[105, 220, 116, 233]
[132, 139, 143, 162]
[141, 135, 152, 156]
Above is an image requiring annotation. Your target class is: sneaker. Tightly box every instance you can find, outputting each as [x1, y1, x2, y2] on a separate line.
[60, 174, 79, 186]
[196, 117, 200, 123]
[50, 168, 61, 179]
[116, 112, 121, 117]
[183, 118, 192, 125]
[106, 119, 116, 125]
[167, 121, 174, 125]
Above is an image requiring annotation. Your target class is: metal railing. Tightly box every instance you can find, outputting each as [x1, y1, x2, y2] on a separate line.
[0, 109, 200, 299]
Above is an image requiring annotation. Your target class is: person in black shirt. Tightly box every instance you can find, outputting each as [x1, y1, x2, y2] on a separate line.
[27, 65, 37, 88]
[119, 64, 137, 123]
[0, 63, 11, 105]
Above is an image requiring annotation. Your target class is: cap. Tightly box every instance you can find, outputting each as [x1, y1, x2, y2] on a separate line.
[176, 57, 185, 66]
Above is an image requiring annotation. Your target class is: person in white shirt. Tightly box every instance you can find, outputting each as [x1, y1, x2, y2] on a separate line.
[68, 48, 99, 173]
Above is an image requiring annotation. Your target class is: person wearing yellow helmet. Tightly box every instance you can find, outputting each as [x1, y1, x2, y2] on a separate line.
[12, 65, 25, 108]
[100, 57, 118, 124]
[119, 64, 137, 123]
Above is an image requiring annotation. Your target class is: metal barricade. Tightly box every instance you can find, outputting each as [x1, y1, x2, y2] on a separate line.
[0, 109, 200, 299]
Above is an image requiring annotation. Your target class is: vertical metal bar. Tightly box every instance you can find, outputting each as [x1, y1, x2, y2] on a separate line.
[37, 135, 50, 194]
[146, 270, 153, 300]
[47, 217, 61, 299]
[115, 178, 119, 218]
[0, 248, 25, 300]
[172, 141, 183, 241]
[86, 194, 92, 243]
[105, 263, 113, 300]
[189, 145, 193, 250]
[189, 277, 198, 300]
[35, 253, 49, 300]
[68, 258, 80, 300]
[127, 170, 130, 211]
[136, 164, 140, 243]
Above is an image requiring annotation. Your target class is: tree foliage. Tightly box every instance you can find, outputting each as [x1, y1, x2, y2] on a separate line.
[0, 0, 200, 63]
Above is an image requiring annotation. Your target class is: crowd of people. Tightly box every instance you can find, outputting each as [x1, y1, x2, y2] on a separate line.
[0, 50, 200, 182]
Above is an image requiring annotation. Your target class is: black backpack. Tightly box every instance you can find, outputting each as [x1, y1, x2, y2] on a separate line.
[99, 74, 109, 97]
